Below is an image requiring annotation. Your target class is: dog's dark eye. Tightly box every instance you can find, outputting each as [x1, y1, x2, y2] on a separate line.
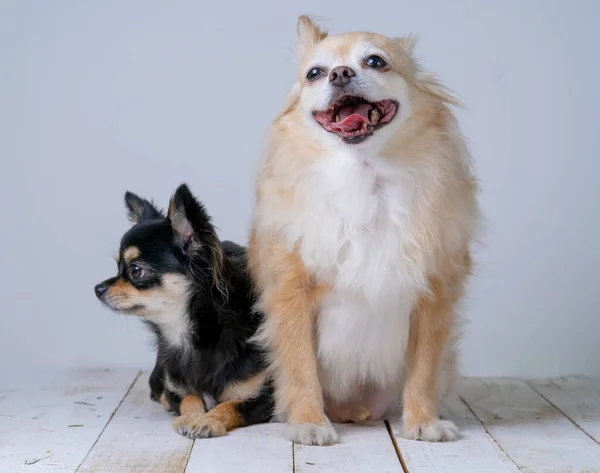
[365, 55, 388, 70]
[129, 264, 145, 280]
[306, 67, 325, 81]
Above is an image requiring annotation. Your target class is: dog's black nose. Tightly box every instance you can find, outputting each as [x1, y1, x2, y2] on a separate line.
[329, 66, 356, 87]
[95, 283, 108, 299]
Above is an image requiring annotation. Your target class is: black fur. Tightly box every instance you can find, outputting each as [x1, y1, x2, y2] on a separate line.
[95, 184, 274, 436]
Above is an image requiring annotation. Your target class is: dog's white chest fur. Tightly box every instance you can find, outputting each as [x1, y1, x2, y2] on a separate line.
[281, 151, 425, 401]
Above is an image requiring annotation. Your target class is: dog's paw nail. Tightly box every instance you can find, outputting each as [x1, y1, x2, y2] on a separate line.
[403, 418, 459, 442]
[173, 414, 227, 439]
[287, 422, 339, 445]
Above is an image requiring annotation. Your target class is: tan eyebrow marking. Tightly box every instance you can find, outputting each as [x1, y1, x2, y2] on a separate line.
[123, 246, 140, 263]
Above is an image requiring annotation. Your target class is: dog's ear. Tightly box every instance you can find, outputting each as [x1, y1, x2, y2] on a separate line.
[395, 34, 418, 56]
[167, 184, 207, 254]
[168, 184, 227, 296]
[297, 15, 327, 55]
[393, 35, 463, 108]
[124, 192, 163, 224]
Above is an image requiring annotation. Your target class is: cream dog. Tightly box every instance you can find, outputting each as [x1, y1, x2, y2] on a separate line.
[249, 16, 479, 445]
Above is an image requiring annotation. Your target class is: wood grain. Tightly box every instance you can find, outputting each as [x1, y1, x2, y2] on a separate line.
[186, 422, 293, 473]
[0, 368, 138, 473]
[528, 376, 600, 444]
[294, 422, 403, 473]
[389, 394, 521, 473]
[461, 378, 600, 473]
[5, 374, 600, 473]
[77, 372, 193, 473]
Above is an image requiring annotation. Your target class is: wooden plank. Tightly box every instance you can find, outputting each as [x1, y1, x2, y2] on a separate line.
[186, 423, 293, 473]
[461, 378, 600, 473]
[77, 372, 193, 473]
[388, 395, 521, 473]
[0, 368, 138, 473]
[293, 422, 402, 473]
[529, 376, 600, 444]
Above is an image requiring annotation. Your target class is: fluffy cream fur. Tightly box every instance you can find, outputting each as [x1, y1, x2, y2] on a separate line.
[250, 16, 479, 445]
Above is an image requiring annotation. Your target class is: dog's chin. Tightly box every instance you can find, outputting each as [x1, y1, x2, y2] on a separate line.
[120, 305, 145, 315]
[103, 300, 145, 316]
[312, 95, 399, 145]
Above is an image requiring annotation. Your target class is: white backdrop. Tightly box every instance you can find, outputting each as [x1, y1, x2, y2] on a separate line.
[1, 0, 599, 387]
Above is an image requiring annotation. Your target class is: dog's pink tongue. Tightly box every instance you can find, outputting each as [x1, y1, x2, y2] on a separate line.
[332, 103, 372, 132]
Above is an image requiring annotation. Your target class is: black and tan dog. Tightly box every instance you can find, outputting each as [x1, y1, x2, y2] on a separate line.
[95, 184, 274, 438]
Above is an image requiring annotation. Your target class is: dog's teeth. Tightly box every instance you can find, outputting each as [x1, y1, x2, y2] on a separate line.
[362, 121, 368, 130]
[335, 113, 340, 122]
[370, 109, 380, 123]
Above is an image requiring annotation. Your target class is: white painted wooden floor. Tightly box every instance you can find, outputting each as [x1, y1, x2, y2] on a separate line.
[1, 370, 599, 473]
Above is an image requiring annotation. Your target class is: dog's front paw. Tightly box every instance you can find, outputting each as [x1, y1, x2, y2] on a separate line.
[287, 421, 339, 445]
[403, 418, 459, 442]
[173, 414, 227, 439]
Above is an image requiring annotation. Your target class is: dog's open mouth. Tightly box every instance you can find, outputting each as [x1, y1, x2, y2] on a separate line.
[313, 96, 398, 144]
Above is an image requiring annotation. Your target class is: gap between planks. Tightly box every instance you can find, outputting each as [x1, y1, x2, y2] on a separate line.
[293, 421, 403, 473]
[460, 378, 600, 473]
[389, 393, 521, 473]
[527, 378, 600, 446]
[74, 370, 141, 472]
[0, 368, 140, 473]
[385, 420, 409, 473]
[458, 394, 522, 472]
[76, 372, 293, 473]
[5, 374, 599, 473]
[76, 372, 195, 473]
